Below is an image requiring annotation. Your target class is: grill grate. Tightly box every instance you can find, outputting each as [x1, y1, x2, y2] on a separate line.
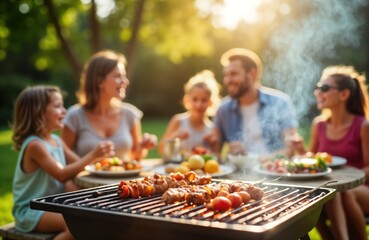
[50, 182, 327, 226]
[31, 180, 336, 240]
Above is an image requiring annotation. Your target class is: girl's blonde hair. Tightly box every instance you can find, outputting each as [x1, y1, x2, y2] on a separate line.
[320, 65, 369, 119]
[12, 85, 62, 151]
[77, 50, 127, 110]
[183, 70, 221, 116]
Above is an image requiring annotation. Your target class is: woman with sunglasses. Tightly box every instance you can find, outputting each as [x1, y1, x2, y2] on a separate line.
[292, 65, 369, 239]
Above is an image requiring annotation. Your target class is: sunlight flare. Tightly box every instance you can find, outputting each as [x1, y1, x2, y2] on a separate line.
[196, 0, 267, 29]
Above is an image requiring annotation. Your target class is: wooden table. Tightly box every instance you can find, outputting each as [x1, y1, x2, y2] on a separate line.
[74, 158, 365, 192]
[226, 165, 365, 192]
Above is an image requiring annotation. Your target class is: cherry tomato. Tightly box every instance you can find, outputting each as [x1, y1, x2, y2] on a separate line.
[212, 196, 231, 211]
[227, 193, 243, 208]
[238, 191, 251, 204]
[217, 189, 229, 197]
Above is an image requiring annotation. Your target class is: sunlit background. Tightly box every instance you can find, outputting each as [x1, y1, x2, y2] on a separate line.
[196, 0, 280, 29]
[1, 2, 369, 238]
[1, 0, 369, 125]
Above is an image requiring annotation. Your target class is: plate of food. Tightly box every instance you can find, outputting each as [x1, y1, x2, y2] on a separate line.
[328, 156, 347, 168]
[85, 157, 150, 178]
[254, 166, 332, 179]
[152, 164, 235, 178]
[300, 152, 347, 168]
[256, 154, 332, 179]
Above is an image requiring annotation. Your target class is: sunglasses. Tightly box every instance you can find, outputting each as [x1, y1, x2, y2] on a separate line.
[316, 82, 340, 93]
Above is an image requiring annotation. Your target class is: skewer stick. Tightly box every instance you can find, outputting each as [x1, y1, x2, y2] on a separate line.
[303, 180, 337, 195]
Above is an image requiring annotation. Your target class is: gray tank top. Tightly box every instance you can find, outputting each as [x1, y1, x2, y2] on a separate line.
[64, 103, 142, 159]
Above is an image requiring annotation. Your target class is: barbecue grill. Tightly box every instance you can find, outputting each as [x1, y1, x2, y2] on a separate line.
[30, 179, 335, 240]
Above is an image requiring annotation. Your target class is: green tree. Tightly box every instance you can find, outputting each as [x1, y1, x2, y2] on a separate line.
[0, 0, 368, 127]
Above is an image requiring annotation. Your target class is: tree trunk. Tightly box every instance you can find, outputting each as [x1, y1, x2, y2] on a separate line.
[43, 0, 82, 80]
[90, 0, 101, 53]
[126, 0, 146, 79]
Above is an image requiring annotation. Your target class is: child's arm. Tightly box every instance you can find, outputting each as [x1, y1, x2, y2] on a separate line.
[24, 140, 113, 183]
[62, 139, 114, 165]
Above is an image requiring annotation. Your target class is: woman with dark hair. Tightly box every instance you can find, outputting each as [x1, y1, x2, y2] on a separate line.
[292, 65, 369, 240]
[62, 50, 157, 161]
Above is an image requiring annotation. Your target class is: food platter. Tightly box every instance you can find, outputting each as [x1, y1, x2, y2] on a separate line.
[253, 166, 332, 179]
[85, 165, 151, 178]
[153, 164, 235, 178]
[328, 156, 347, 168]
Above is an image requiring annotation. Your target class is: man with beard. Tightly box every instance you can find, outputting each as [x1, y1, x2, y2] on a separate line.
[214, 48, 298, 159]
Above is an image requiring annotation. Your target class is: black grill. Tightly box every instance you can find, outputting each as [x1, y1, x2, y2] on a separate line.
[30, 179, 335, 240]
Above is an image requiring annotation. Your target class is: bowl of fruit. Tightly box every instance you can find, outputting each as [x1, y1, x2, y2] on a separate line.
[158, 147, 234, 177]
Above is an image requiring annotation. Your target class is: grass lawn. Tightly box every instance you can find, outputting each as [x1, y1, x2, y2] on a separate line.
[0, 118, 350, 240]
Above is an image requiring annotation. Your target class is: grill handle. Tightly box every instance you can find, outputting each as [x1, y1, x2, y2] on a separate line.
[303, 180, 337, 195]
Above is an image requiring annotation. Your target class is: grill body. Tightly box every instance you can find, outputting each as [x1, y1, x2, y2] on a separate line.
[30, 180, 335, 240]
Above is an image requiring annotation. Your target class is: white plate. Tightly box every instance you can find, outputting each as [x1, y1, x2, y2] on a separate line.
[152, 164, 235, 178]
[85, 165, 151, 178]
[328, 156, 347, 168]
[253, 166, 332, 179]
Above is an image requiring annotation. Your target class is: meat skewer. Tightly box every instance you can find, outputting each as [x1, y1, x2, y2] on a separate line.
[117, 171, 212, 199]
[161, 181, 264, 205]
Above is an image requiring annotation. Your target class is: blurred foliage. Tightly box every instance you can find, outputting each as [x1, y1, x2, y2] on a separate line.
[0, 0, 368, 127]
[0, 75, 35, 128]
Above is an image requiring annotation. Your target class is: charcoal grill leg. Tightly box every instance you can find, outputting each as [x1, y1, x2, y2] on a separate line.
[299, 234, 310, 240]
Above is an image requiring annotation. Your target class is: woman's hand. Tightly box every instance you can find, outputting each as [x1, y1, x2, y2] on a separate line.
[140, 133, 158, 150]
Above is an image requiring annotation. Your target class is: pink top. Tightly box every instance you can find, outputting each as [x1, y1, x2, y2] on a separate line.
[316, 115, 364, 169]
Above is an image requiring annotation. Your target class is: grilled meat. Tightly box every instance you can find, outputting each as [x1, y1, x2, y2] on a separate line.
[117, 171, 212, 199]
[161, 181, 264, 205]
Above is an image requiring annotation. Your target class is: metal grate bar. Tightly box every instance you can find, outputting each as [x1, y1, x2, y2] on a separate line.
[112, 196, 161, 211]
[45, 181, 333, 228]
[131, 200, 166, 213]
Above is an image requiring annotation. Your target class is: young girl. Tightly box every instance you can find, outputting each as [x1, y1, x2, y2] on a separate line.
[291, 65, 369, 240]
[12, 86, 114, 240]
[159, 70, 221, 157]
[62, 50, 157, 161]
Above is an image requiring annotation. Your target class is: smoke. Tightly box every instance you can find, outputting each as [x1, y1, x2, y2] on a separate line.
[262, 0, 367, 122]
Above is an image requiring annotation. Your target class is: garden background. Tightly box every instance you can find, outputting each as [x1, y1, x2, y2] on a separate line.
[1, 1, 369, 239]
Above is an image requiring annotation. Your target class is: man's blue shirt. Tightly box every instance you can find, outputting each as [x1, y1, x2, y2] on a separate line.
[214, 87, 298, 153]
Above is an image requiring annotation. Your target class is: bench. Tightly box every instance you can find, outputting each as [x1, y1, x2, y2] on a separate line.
[0, 222, 56, 240]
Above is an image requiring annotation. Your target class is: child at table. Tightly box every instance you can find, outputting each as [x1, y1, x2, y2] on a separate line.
[11, 85, 114, 239]
[159, 70, 221, 157]
[289, 65, 369, 240]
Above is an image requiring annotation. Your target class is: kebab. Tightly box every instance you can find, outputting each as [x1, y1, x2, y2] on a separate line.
[161, 181, 264, 206]
[117, 171, 212, 199]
